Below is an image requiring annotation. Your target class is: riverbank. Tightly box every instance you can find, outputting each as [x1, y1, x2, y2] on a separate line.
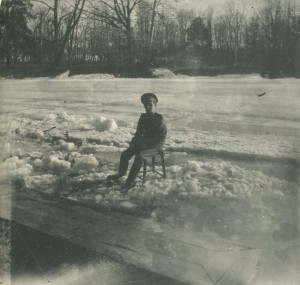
[0, 63, 290, 80]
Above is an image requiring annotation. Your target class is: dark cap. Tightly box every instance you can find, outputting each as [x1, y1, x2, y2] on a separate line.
[141, 93, 158, 105]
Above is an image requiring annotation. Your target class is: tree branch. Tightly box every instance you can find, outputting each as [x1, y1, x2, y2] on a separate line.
[32, 0, 54, 11]
[84, 5, 126, 31]
[114, 0, 128, 28]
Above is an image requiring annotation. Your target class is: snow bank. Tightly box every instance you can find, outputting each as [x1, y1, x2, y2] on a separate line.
[151, 68, 188, 79]
[69, 73, 115, 79]
[53, 70, 70, 79]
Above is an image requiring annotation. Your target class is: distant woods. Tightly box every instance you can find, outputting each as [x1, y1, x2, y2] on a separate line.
[0, 0, 300, 77]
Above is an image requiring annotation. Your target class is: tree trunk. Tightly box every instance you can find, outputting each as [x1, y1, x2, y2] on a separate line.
[296, 35, 300, 78]
[148, 0, 157, 48]
[53, 0, 60, 65]
[67, 28, 75, 64]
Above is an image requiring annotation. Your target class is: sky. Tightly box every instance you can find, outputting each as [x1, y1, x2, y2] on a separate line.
[172, 0, 300, 17]
[173, 0, 265, 14]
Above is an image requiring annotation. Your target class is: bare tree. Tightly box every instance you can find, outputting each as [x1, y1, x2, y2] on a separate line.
[176, 9, 195, 49]
[32, 6, 51, 63]
[32, 0, 86, 65]
[85, 0, 143, 62]
[224, 2, 245, 66]
[148, 0, 161, 47]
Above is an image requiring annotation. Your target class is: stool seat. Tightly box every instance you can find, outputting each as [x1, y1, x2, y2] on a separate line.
[138, 148, 166, 184]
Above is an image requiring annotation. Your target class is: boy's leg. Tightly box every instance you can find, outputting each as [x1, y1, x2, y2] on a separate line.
[118, 148, 136, 176]
[123, 153, 143, 187]
[107, 147, 136, 180]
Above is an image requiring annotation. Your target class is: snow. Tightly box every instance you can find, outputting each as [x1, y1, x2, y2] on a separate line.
[0, 76, 299, 284]
[58, 140, 76, 151]
[0, 156, 33, 183]
[23, 174, 59, 194]
[35, 155, 71, 173]
[69, 152, 99, 171]
[91, 116, 118, 132]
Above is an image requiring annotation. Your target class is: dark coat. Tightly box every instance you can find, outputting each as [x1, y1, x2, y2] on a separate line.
[130, 112, 167, 150]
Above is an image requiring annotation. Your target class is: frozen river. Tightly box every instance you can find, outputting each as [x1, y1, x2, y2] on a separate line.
[0, 76, 299, 285]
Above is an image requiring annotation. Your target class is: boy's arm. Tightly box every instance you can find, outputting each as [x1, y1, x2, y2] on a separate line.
[160, 116, 167, 141]
[155, 115, 167, 145]
[129, 114, 144, 147]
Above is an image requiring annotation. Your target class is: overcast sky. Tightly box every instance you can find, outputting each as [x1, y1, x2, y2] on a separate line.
[173, 0, 300, 17]
[174, 0, 266, 15]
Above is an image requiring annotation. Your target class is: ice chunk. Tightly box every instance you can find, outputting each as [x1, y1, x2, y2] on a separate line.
[168, 165, 182, 174]
[119, 201, 137, 209]
[95, 194, 103, 203]
[59, 140, 76, 151]
[0, 156, 33, 183]
[92, 116, 118, 132]
[56, 112, 76, 123]
[23, 174, 58, 191]
[41, 155, 71, 172]
[183, 179, 199, 193]
[72, 154, 99, 171]
[26, 129, 45, 140]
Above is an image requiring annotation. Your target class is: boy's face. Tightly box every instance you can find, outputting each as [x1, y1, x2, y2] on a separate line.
[143, 101, 156, 113]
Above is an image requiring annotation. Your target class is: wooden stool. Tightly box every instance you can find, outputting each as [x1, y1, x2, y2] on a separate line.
[138, 148, 166, 184]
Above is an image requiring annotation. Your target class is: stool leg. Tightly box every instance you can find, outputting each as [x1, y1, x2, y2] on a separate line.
[160, 152, 166, 179]
[152, 155, 156, 173]
[143, 159, 147, 184]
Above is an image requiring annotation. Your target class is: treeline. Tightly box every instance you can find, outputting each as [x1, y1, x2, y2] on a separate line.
[0, 0, 300, 77]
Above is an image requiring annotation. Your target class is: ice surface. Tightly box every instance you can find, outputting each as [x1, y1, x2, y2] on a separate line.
[0, 77, 299, 284]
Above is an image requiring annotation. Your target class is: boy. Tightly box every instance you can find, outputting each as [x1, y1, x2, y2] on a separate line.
[107, 93, 167, 191]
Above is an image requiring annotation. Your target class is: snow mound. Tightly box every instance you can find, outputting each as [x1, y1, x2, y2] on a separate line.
[151, 68, 177, 78]
[69, 73, 115, 79]
[91, 116, 118, 132]
[53, 70, 70, 79]
[216, 73, 264, 81]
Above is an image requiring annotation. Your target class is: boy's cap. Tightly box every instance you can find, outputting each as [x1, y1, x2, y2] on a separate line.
[141, 93, 158, 105]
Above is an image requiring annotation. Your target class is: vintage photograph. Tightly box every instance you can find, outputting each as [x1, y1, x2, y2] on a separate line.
[0, 0, 299, 284]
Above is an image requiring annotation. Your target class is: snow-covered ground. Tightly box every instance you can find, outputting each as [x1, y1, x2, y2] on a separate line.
[0, 76, 299, 284]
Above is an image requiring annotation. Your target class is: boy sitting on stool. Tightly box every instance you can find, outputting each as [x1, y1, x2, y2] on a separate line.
[107, 93, 167, 192]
